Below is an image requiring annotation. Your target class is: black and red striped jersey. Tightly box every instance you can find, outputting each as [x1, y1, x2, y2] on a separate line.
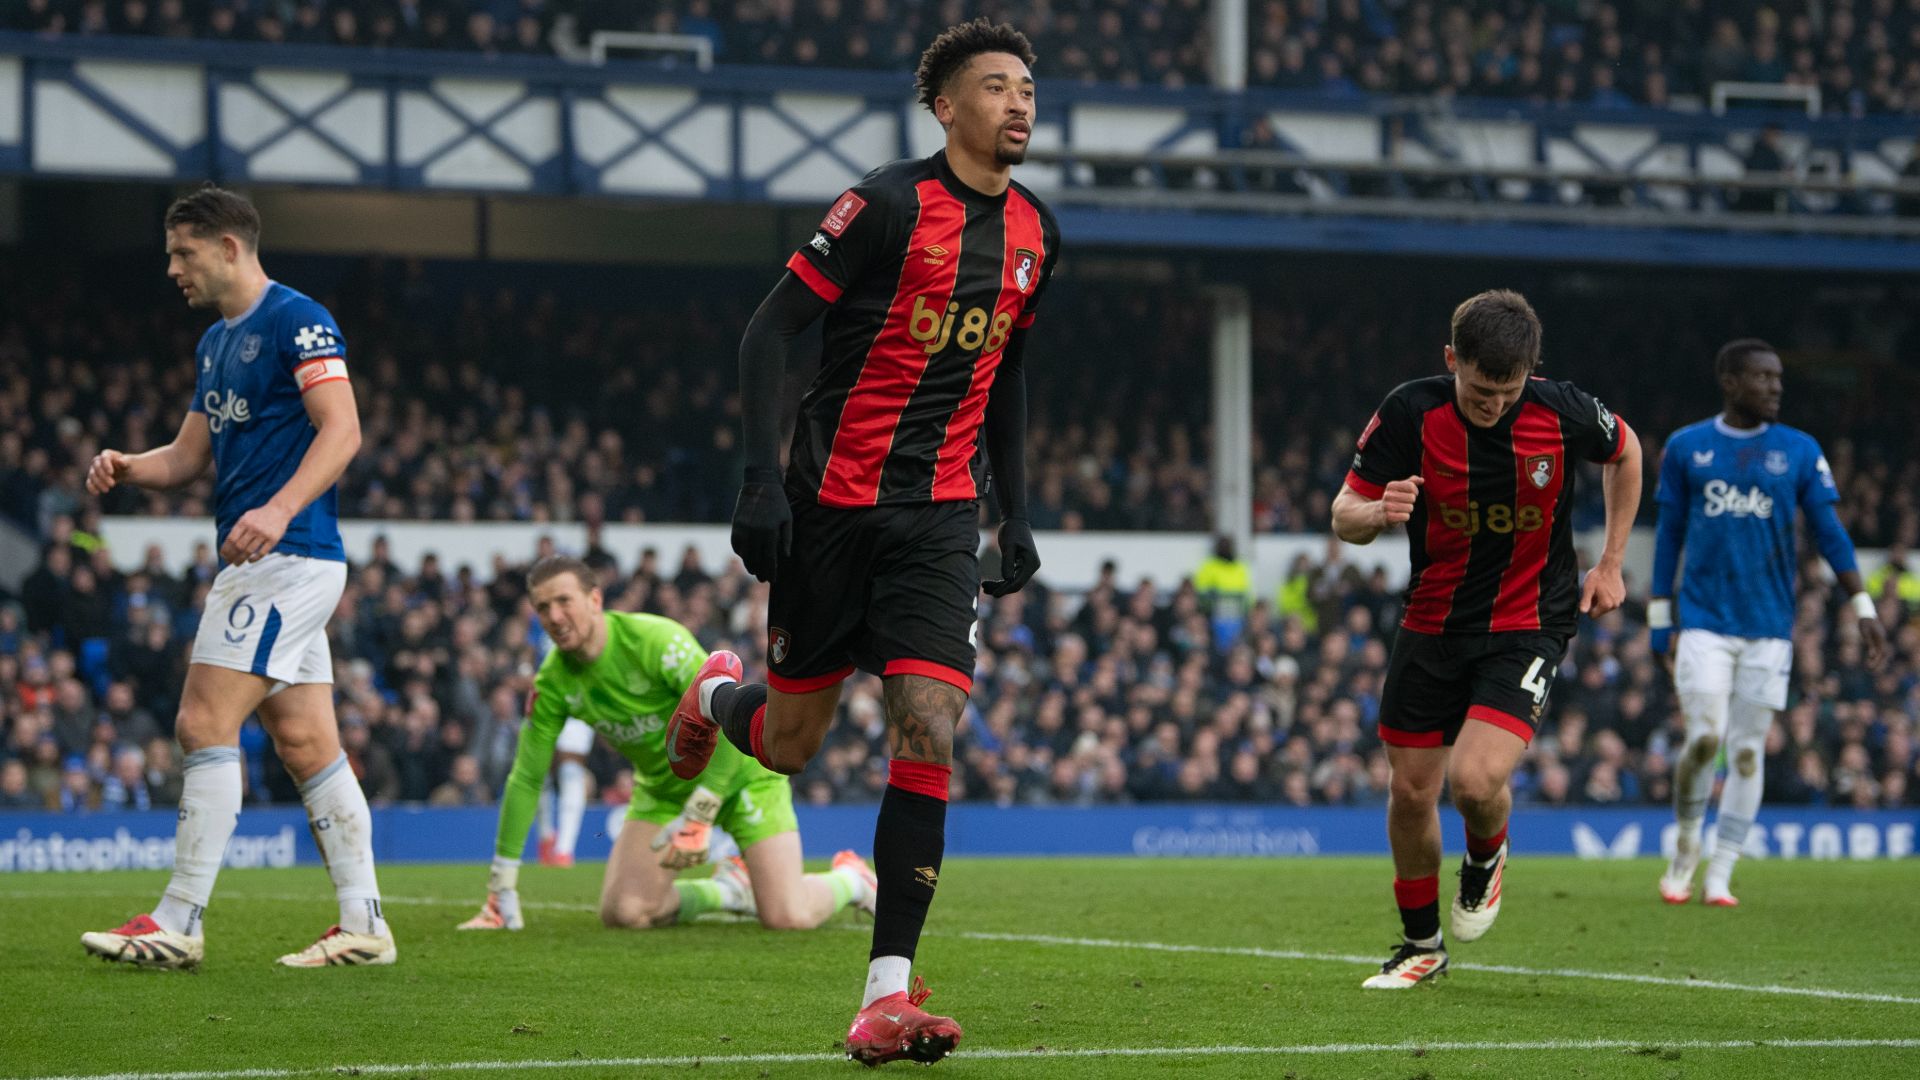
[1346, 375, 1629, 636]
[782, 150, 1060, 509]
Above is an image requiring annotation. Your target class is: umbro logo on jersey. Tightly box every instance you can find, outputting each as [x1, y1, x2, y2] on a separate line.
[914, 865, 939, 889]
[922, 244, 948, 266]
[1692, 450, 1715, 466]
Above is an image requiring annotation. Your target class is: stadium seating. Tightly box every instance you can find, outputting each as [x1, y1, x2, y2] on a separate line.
[11, 2, 1919, 115]
[3, 493, 1912, 812]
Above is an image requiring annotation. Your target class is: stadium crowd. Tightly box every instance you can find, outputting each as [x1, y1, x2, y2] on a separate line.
[9, 0, 1920, 115]
[2, 514, 1916, 814]
[5, 258, 1920, 546]
[2, 251, 1917, 815]
[1250, 0, 1920, 115]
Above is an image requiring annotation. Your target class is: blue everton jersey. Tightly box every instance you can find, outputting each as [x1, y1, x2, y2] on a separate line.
[188, 282, 348, 562]
[1655, 417, 1837, 641]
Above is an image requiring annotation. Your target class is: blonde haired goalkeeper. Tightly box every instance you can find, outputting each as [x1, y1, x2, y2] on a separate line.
[459, 556, 874, 932]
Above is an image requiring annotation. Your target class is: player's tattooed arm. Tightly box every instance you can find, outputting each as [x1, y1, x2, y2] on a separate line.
[883, 675, 964, 765]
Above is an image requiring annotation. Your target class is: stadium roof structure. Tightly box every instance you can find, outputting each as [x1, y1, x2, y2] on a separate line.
[3, 32, 1915, 270]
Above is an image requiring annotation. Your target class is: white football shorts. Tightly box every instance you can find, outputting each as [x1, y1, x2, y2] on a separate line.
[1674, 627, 1792, 711]
[555, 717, 596, 756]
[190, 553, 348, 692]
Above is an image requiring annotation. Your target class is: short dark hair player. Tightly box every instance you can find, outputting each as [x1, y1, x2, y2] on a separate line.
[662, 18, 1059, 1066]
[1331, 290, 1643, 989]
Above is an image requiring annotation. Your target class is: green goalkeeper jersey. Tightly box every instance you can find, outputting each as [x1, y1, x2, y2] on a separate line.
[492, 611, 774, 859]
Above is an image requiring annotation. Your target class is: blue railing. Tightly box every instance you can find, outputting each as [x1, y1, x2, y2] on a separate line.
[4, 32, 1915, 266]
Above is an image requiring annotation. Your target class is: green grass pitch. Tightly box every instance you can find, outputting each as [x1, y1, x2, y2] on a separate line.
[4, 857, 1917, 1079]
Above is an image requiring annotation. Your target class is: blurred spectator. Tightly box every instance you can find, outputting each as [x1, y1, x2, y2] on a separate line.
[143, 736, 183, 806]
[1899, 138, 1920, 217]
[1194, 535, 1253, 647]
[0, 758, 42, 808]
[429, 752, 491, 806]
[1735, 123, 1789, 212]
[57, 754, 99, 812]
[100, 745, 152, 810]
[1868, 544, 1920, 613]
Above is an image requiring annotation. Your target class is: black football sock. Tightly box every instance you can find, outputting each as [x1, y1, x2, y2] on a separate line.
[870, 761, 950, 965]
[1394, 875, 1442, 945]
[708, 681, 767, 759]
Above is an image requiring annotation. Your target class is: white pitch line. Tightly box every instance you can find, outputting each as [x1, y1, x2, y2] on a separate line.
[13, 890, 1920, 1006]
[958, 930, 1920, 1006]
[14, 1037, 1920, 1080]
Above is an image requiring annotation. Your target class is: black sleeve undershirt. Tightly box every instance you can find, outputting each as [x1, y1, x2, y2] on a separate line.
[982, 327, 1030, 520]
[737, 271, 831, 475]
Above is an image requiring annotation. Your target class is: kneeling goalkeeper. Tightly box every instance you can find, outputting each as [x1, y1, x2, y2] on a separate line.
[459, 556, 874, 932]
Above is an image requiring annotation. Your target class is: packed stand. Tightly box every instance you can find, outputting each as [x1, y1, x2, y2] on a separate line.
[1250, 0, 1920, 116]
[7, 255, 1920, 546]
[4, 0, 1217, 86]
[13, 1, 1920, 116]
[3, 518, 1916, 813]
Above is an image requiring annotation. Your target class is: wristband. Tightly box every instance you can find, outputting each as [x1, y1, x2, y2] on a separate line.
[1851, 592, 1877, 621]
[1647, 598, 1672, 630]
[489, 854, 520, 893]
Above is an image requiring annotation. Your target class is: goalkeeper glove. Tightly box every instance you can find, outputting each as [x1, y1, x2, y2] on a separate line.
[458, 857, 525, 930]
[651, 786, 725, 870]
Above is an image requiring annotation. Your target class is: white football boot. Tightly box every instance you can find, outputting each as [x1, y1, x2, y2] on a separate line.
[1451, 841, 1507, 943]
[82, 914, 203, 970]
[276, 925, 397, 967]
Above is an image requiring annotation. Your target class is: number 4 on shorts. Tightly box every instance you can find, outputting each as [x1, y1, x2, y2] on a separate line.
[1520, 656, 1550, 705]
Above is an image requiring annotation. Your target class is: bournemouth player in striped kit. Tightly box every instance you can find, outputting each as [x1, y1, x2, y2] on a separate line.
[662, 18, 1059, 1066]
[1333, 290, 1643, 989]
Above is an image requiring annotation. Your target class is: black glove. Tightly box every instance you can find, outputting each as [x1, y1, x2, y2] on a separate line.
[731, 467, 792, 583]
[982, 517, 1040, 597]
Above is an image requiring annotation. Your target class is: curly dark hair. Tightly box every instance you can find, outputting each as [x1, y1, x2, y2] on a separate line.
[1450, 289, 1542, 381]
[914, 18, 1037, 113]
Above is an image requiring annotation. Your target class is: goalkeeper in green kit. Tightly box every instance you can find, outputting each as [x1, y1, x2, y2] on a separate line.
[459, 556, 876, 931]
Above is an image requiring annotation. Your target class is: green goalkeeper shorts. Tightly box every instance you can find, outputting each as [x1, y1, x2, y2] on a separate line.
[627, 772, 798, 851]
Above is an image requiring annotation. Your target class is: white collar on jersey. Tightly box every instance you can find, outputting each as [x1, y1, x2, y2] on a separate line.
[1713, 414, 1770, 439]
[223, 280, 277, 328]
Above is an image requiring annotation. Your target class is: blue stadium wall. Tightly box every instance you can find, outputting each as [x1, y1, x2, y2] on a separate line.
[1, 806, 1911, 872]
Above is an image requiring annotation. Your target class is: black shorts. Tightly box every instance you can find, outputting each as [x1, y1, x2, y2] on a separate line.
[764, 497, 979, 696]
[1377, 629, 1568, 748]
